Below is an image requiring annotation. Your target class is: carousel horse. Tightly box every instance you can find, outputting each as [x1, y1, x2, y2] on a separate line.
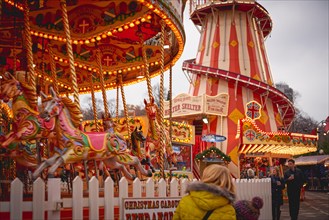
[0, 72, 55, 168]
[33, 88, 152, 180]
[131, 125, 156, 173]
[144, 97, 177, 168]
[103, 114, 155, 173]
[102, 114, 128, 148]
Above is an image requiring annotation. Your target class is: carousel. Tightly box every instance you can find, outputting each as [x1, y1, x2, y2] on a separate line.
[0, 0, 193, 219]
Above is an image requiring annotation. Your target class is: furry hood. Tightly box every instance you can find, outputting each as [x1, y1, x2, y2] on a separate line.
[186, 181, 236, 204]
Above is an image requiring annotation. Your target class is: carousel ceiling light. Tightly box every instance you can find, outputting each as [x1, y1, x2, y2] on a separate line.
[164, 45, 170, 49]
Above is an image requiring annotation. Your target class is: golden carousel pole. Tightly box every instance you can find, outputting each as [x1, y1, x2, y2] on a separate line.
[116, 86, 120, 121]
[119, 74, 131, 143]
[158, 20, 166, 179]
[89, 74, 99, 132]
[38, 39, 47, 163]
[169, 37, 174, 143]
[96, 49, 110, 119]
[88, 74, 100, 181]
[11, 11, 17, 178]
[60, 0, 81, 112]
[142, 42, 154, 102]
[48, 45, 63, 157]
[60, 0, 86, 184]
[12, 14, 17, 73]
[95, 49, 111, 184]
[22, 0, 36, 187]
[23, 0, 37, 108]
[141, 33, 165, 178]
[48, 45, 59, 95]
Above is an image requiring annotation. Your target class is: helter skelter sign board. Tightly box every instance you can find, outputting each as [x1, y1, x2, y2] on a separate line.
[164, 93, 203, 117]
[122, 197, 181, 220]
[164, 93, 229, 118]
[204, 93, 229, 116]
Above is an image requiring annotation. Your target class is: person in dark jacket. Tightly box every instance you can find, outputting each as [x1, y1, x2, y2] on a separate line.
[284, 159, 305, 220]
[271, 166, 285, 220]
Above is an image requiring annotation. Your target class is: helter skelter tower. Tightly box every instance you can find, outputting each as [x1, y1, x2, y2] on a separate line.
[183, 0, 299, 177]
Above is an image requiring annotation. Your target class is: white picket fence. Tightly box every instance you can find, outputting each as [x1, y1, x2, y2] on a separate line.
[235, 178, 272, 220]
[0, 177, 271, 220]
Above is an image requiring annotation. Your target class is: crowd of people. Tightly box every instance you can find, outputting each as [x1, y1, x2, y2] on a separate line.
[173, 159, 306, 220]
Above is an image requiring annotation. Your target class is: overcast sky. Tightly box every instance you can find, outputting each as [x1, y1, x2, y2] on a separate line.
[84, 0, 328, 123]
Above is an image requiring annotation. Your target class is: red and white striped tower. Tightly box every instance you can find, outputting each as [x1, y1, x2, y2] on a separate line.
[183, 0, 295, 177]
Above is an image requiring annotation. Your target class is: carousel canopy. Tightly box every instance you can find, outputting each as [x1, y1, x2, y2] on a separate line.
[237, 118, 318, 156]
[0, 0, 186, 94]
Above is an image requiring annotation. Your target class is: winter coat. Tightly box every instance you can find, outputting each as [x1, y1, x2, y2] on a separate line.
[173, 182, 236, 220]
[270, 175, 285, 206]
[284, 168, 305, 191]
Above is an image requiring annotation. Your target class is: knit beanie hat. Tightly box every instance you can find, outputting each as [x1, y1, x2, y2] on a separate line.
[234, 197, 264, 220]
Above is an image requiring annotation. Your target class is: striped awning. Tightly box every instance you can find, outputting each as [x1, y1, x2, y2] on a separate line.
[236, 118, 318, 156]
[294, 155, 329, 166]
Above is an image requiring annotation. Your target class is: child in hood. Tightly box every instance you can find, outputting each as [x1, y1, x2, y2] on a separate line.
[234, 196, 264, 220]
